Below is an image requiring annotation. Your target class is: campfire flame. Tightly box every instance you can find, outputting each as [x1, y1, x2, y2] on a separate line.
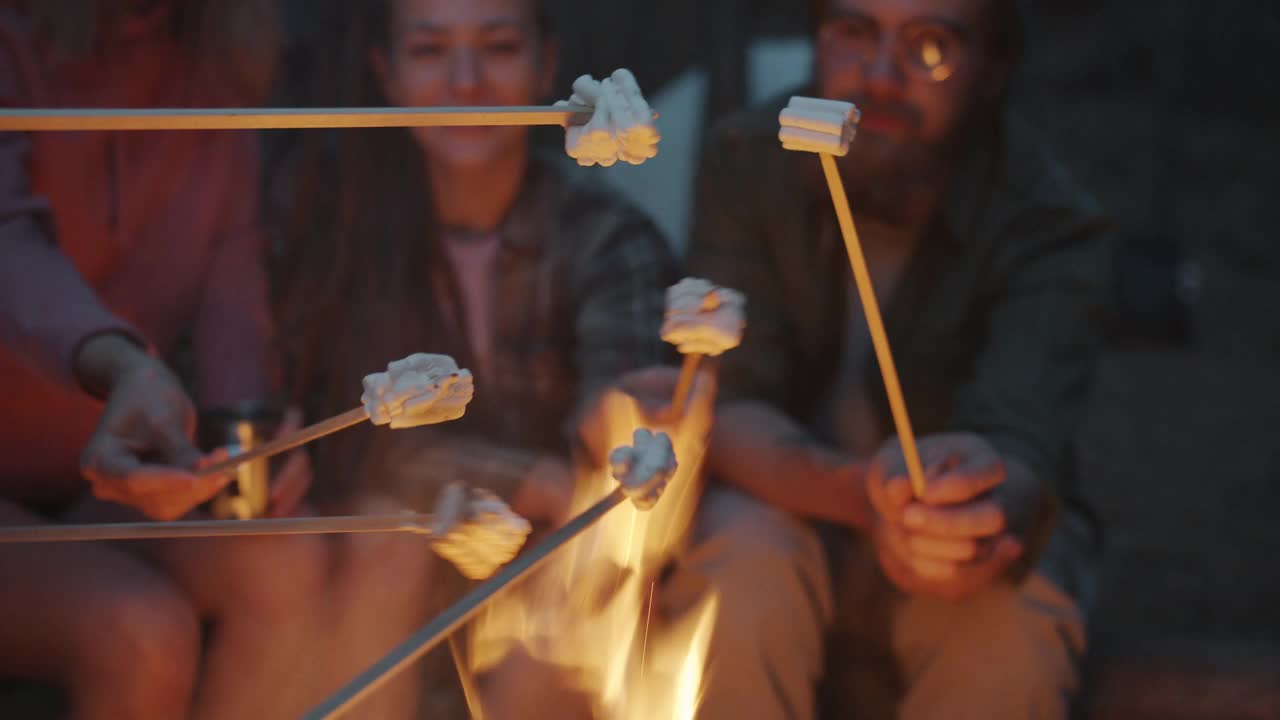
[467, 367, 719, 719]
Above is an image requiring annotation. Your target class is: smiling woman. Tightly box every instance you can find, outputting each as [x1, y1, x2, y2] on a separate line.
[275, 0, 563, 502]
[270, 2, 601, 718]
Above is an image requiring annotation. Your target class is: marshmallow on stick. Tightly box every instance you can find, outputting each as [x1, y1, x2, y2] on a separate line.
[610, 428, 678, 511]
[661, 278, 746, 416]
[430, 483, 533, 580]
[361, 353, 474, 429]
[556, 68, 660, 167]
[0, 485, 531, 567]
[777, 96, 927, 499]
[198, 353, 474, 479]
[778, 96, 860, 156]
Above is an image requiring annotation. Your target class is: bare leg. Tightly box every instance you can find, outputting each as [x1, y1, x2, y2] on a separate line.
[322, 494, 439, 720]
[146, 532, 329, 720]
[0, 499, 199, 720]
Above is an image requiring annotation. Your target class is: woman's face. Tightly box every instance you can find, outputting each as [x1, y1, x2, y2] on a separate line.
[374, 0, 556, 170]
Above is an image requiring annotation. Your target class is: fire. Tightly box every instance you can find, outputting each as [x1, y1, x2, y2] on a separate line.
[467, 366, 719, 718]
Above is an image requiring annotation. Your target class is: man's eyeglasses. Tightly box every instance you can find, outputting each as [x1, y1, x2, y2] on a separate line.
[818, 16, 968, 83]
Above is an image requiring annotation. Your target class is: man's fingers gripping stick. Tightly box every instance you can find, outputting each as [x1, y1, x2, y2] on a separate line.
[304, 431, 678, 720]
[197, 353, 474, 478]
[661, 278, 746, 417]
[779, 96, 926, 499]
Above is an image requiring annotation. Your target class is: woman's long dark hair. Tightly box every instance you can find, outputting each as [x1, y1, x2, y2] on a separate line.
[273, 0, 448, 500]
[273, 0, 553, 500]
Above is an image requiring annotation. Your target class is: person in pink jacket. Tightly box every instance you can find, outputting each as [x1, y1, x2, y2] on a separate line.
[0, 2, 327, 717]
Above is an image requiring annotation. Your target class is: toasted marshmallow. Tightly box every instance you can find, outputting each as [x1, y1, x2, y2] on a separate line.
[361, 354, 474, 429]
[661, 278, 747, 357]
[778, 96, 860, 156]
[557, 69, 659, 167]
[604, 69, 660, 165]
[429, 483, 532, 580]
[610, 429, 678, 511]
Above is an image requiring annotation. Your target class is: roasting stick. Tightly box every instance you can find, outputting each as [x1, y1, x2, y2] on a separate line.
[779, 97, 927, 499]
[0, 482, 532, 550]
[0, 513, 437, 543]
[195, 353, 474, 481]
[197, 407, 368, 478]
[0, 105, 594, 132]
[671, 358, 698, 418]
[449, 635, 487, 720]
[0, 353, 480, 545]
[307, 430, 679, 720]
[819, 153, 926, 498]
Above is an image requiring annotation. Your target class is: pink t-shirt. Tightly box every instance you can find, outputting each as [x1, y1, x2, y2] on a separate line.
[440, 230, 500, 385]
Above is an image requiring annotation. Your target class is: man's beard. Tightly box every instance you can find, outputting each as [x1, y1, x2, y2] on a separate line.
[834, 97, 970, 227]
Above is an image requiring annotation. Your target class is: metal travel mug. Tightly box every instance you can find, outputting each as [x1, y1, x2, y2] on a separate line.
[198, 405, 284, 520]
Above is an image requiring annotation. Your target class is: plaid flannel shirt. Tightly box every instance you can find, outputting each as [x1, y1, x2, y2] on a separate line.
[364, 155, 679, 506]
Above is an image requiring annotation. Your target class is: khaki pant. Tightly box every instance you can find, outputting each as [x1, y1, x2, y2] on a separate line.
[664, 487, 1095, 720]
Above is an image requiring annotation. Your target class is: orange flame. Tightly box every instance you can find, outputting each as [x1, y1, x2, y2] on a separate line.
[467, 365, 719, 718]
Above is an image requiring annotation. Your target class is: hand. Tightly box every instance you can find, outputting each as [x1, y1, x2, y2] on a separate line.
[512, 456, 575, 528]
[266, 408, 313, 518]
[79, 343, 231, 521]
[866, 433, 1038, 601]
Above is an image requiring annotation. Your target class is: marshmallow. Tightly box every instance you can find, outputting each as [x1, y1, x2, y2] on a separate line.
[430, 483, 533, 580]
[604, 69, 660, 165]
[661, 278, 747, 357]
[777, 96, 861, 156]
[609, 428, 678, 511]
[361, 354, 474, 429]
[556, 68, 660, 167]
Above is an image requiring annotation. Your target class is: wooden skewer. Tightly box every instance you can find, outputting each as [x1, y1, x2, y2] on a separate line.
[0, 104, 594, 132]
[0, 513, 436, 544]
[449, 635, 487, 720]
[671, 353, 702, 418]
[818, 153, 927, 499]
[196, 407, 369, 479]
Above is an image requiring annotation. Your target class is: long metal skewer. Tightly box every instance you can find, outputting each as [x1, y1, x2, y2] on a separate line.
[306, 487, 629, 720]
[0, 105, 593, 132]
[0, 513, 435, 544]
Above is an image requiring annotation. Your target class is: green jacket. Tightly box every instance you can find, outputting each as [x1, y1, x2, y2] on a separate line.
[687, 94, 1112, 508]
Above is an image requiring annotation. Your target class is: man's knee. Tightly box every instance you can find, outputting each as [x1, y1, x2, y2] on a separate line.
[896, 575, 1085, 720]
[672, 488, 833, 720]
[687, 486, 831, 615]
